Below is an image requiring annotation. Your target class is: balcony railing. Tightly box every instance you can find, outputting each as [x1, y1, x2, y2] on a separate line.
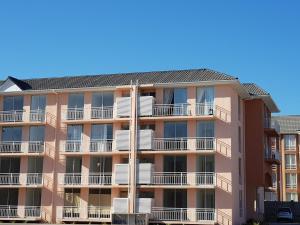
[195, 103, 214, 116]
[0, 173, 20, 185]
[151, 172, 215, 186]
[151, 207, 215, 222]
[28, 141, 45, 153]
[153, 138, 216, 151]
[91, 107, 114, 119]
[153, 104, 189, 117]
[30, 110, 45, 122]
[286, 164, 297, 170]
[63, 173, 82, 185]
[286, 183, 297, 189]
[0, 173, 43, 186]
[57, 206, 111, 220]
[89, 173, 112, 185]
[0, 110, 24, 122]
[0, 206, 41, 219]
[0, 141, 21, 153]
[66, 108, 84, 120]
[65, 140, 82, 152]
[90, 140, 113, 152]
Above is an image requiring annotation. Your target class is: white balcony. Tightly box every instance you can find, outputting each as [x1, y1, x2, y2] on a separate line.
[151, 172, 216, 186]
[64, 140, 82, 152]
[195, 103, 214, 116]
[286, 164, 297, 170]
[0, 110, 24, 122]
[151, 207, 215, 223]
[0, 173, 43, 186]
[56, 206, 111, 221]
[89, 140, 113, 152]
[91, 106, 113, 119]
[0, 141, 45, 154]
[286, 183, 297, 189]
[58, 173, 112, 186]
[65, 108, 84, 120]
[29, 110, 45, 122]
[0, 206, 41, 220]
[153, 104, 190, 117]
[153, 138, 216, 151]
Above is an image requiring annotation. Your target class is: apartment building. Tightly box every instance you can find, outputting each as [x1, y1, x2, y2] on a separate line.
[0, 69, 279, 225]
[272, 116, 300, 202]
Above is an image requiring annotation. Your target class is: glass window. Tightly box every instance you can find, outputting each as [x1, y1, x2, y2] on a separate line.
[164, 189, 187, 208]
[67, 125, 83, 140]
[163, 88, 187, 104]
[164, 122, 187, 138]
[3, 96, 23, 111]
[196, 87, 214, 104]
[2, 127, 22, 141]
[286, 192, 298, 201]
[272, 172, 277, 188]
[31, 95, 46, 111]
[92, 92, 114, 107]
[285, 154, 296, 169]
[197, 155, 214, 172]
[91, 124, 113, 140]
[284, 135, 296, 150]
[197, 189, 215, 208]
[286, 173, 297, 188]
[68, 94, 84, 109]
[29, 126, 45, 142]
[66, 157, 82, 173]
[197, 121, 214, 137]
[163, 155, 186, 172]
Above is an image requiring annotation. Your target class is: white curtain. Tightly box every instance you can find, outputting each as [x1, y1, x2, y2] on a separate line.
[163, 89, 174, 104]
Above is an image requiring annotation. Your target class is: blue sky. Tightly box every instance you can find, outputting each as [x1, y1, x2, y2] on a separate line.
[0, 1, 299, 115]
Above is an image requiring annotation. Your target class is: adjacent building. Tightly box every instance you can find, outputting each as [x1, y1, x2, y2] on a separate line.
[272, 116, 300, 202]
[0, 69, 280, 224]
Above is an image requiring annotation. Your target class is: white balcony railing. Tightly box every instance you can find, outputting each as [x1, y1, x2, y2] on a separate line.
[64, 140, 82, 152]
[0, 206, 41, 219]
[57, 206, 111, 220]
[0, 141, 22, 153]
[151, 207, 215, 222]
[66, 108, 84, 120]
[89, 173, 112, 185]
[153, 138, 216, 151]
[151, 172, 215, 186]
[153, 104, 190, 117]
[63, 173, 82, 185]
[286, 183, 297, 189]
[0, 173, 43, 186]
[0, 141, 45, 154]
[29, 110, 45, 122]
[89, 140, 113, 152]
[195, 103, 214, 116]
[0, 110, 24, 122]
[91, 107, 114, 119]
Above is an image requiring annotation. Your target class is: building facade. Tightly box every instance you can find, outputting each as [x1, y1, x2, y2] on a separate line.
[0, 69, 279, 224]
[272, 116, 300, 202]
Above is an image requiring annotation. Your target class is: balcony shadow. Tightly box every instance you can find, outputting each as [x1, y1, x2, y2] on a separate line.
[216, 174, 232, 194]
[216, 140, 231, 158]
[216, 209, 232, 225]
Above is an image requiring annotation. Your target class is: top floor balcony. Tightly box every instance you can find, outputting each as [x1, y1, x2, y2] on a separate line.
[0, 110, 46, 124]
[62, 107, 114, 121]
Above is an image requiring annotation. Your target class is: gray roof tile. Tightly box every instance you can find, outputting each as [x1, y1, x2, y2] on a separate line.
[242, 83, 270, 96]
[272, 116, 300, 134]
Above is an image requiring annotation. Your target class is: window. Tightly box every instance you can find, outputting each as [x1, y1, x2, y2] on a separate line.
[164, 122, 187, 139]
[92, 92, 114, 108]
[29, 126, 45, 142]
[163, 88, 187, 105]
[197, 121, 214, 137]
[197, 189, 215, 208]
[3, 96, 23, 111]
[68, 93, 84, 109]
[91, 124, 113, 140]
[239, 190, 243, 217]
[285, 154, 296, 169]
[284, 135, 296, 150]
[198, 155, 214, 172]
[67, 125, 83, 140]
[239, 158, 242, 185]
[286, 192, 298, 201]
[196, 87, 214, 115]
[272, 172, 277, 188]
[286, 173, 297, 189]
[2, 127, 22, 141]
[31, 95, 46, 111]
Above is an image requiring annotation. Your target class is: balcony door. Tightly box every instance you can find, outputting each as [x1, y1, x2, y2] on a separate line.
[64, 188, 81, 207]
[197, 121, 214, 138]
[27, 157, 43, 174]
[68, 94, 84, 109]
[197, 155, 215, 173]
[67, 125, 83, 141]
[163, 156, 186, 173]
[90, 157, 112, 173]
[66, 157, 82, 174]
[91, 124, 113, 140]
[163, 189, 187, 208]
[26, 189, 41, 207]
[0, 157, 20, 174]
[30, 126, 45, 142]
[92, 92, 114, 108]
[0, 189, 19, 205]
[2, 127, 22, 142]
[196, 87, 214, 114]
[164, 122, 187, 139]
[31, 95, 46, 111]
[163, 88, 187, 115]
[3, 96, 23, 111]
[197, 190, 215, 208]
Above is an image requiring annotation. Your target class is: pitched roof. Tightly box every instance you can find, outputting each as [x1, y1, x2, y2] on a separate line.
[242, 83, 269, 96]
[272, 116, 300, 134]
[1, 68, 236, 91]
